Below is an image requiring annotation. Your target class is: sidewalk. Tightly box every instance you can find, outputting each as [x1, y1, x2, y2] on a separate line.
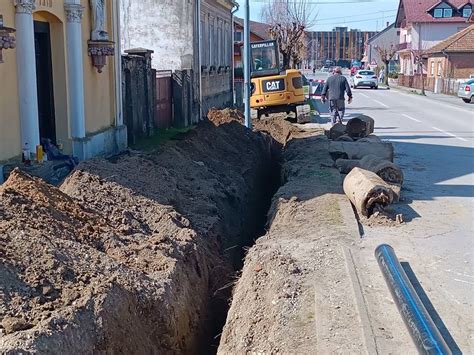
[389, 83, 473, 110]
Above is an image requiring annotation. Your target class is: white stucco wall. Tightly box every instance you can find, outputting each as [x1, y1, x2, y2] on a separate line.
[120, 0, 195, 70]
[368, 25, 399, 66]
[410, 22, 469, 50]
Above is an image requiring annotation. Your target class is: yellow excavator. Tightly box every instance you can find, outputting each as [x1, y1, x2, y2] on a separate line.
[249, 40, 306, 120]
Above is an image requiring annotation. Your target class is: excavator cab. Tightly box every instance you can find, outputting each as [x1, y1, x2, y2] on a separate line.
[249, 40, 305, 120]
[250, 40, 280, 78]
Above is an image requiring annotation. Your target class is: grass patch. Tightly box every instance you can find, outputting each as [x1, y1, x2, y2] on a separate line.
[131, 126, 196, 151]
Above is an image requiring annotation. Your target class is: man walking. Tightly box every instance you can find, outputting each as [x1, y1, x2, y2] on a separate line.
[321, 67, 353, 125]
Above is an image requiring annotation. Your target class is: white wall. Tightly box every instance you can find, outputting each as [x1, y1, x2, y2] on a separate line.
[368, 25, 399, 67]
[120, 0, 195, 70]
[415, 22, 469, 50]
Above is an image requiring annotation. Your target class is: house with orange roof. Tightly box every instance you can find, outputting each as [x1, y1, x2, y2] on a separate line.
[395, 0, 472, 75]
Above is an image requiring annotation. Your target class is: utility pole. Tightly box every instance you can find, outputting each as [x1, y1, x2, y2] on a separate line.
[243, 0, 251, 128]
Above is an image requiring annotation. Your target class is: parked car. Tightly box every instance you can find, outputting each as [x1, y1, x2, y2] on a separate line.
[458, 79, 474, 103]
[353, 70, 378, 89]
[350, 66, 360, 76]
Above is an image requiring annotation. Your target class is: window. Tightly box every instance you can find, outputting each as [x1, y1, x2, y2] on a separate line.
[434, 8, 443, 18]
[234, 31, 242, 42]
[443, 8, 452, 17]
[437, 61, 442, 76]
[430, 61, 435, 75]
[463, 6, 472, 18]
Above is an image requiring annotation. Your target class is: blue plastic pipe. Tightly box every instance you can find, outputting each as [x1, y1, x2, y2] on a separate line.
[375, 244, 452, 354]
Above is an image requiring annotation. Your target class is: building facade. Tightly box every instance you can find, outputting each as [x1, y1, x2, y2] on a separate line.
[0, 0, 125, 163]
[366, 23, 399, 72]
[120, 0, 236, 119]
[306, 27, 378, 68]
[426, 24, 474, 79]
[233, 16, 271, 74]
[395, 0, 472, 75]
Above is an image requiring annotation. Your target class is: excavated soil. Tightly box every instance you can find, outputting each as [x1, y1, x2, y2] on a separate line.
[218, 135, 369, 354]
[0, 112, 300, 354]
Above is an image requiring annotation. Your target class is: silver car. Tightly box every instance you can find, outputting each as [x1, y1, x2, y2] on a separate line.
[458, 79, 474, 103]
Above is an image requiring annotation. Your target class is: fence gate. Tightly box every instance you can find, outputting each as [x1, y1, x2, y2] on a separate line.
[155, 70, 172, 129]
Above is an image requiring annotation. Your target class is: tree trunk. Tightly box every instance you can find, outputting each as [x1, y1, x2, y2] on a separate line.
[343, 167, 394, 217]
[282, 54, 291, 70]
[420, 63, 426, 95]
[358, 154, 404, 185]
[357, 135, 382, 143]
[328, 123, 346, 140]
[384, 60, 389, 86]
[346, 115, 374, 138]
[329, 141, 394, 161]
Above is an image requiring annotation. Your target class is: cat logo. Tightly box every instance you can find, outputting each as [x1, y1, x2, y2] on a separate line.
[266, 81, 280, 91]
[262, 78, 285, 93]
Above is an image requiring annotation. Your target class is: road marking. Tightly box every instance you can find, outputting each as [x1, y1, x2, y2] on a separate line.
[454, 278, 474, 285]
[432, 126, 468, 142]
[373, 99, 389, 108]
[359, 93, 370, 98]
[402, 113, 421, 123]
[393, 89, 474, 115]
[445, 269, 474, 278]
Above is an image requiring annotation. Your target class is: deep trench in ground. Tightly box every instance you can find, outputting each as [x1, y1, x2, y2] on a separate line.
[203, 137, 284, 354]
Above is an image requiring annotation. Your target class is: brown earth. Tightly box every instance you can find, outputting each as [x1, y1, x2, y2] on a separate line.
[0, 113, 295, 353]
[218, 134, 368, 354]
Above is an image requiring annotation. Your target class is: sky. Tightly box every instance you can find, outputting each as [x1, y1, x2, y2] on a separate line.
[235, 0, 400, 32]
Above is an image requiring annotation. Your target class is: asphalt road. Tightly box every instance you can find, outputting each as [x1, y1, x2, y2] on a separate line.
[310, 85, 474, 352]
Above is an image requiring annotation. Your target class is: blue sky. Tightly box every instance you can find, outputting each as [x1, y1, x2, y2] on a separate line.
[235, 0, 400, 32]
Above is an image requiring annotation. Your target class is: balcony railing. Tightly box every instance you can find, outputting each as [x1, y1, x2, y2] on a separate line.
[398, 42, 412, 50]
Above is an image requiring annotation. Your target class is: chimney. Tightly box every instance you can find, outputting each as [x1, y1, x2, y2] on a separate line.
[386, 21, 390, 28]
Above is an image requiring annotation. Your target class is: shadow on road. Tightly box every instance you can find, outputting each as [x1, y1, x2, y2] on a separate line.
[401, 262, 462, 355]
[378, 139, 474, 199]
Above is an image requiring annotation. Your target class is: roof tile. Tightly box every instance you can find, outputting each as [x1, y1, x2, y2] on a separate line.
[399, 0, 472, 23]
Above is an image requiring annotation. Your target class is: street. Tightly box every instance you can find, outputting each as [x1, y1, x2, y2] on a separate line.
[311, 80, 474, 352]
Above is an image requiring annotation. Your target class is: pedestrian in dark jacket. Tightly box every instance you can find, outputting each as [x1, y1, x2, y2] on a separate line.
[321, 67, 353, 125]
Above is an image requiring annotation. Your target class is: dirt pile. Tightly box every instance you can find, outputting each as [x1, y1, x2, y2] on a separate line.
[0, 115, 277, 353]
[207, 108, 323, 146]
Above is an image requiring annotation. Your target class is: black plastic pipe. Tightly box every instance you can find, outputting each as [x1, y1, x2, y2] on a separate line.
[375, 244, 452, 355]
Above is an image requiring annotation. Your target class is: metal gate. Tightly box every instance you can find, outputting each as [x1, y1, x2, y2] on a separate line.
[155, 70, 172, 129]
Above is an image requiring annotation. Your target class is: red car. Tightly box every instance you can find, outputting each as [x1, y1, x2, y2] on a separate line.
[350, 66, 360, 76]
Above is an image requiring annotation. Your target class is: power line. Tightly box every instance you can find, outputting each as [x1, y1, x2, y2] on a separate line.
[315, 9, 396, 23]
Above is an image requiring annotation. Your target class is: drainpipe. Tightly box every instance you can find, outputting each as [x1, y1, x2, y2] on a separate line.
[197, 0, 202, 120]
[112, 0, 123, 128]
[231, 2, 239, 106]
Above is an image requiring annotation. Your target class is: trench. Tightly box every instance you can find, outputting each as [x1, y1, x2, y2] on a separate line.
[203, 135, 284, 354]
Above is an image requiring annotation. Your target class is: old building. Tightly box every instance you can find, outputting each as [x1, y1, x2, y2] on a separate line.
[395, 0, 472, 75]
[426, 24, 474, 79]
[233, 16, 271, 75]
[306, 27, 378, 68]
[120, 0, 237, 120]
[366, 23, 399, 72]
[0, 0, 125, 164]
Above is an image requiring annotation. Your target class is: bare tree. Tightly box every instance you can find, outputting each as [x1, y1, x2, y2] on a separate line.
[261, 0, 316, 69]
[374, 43, 397, 86]
[410, 49, 430, 95]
